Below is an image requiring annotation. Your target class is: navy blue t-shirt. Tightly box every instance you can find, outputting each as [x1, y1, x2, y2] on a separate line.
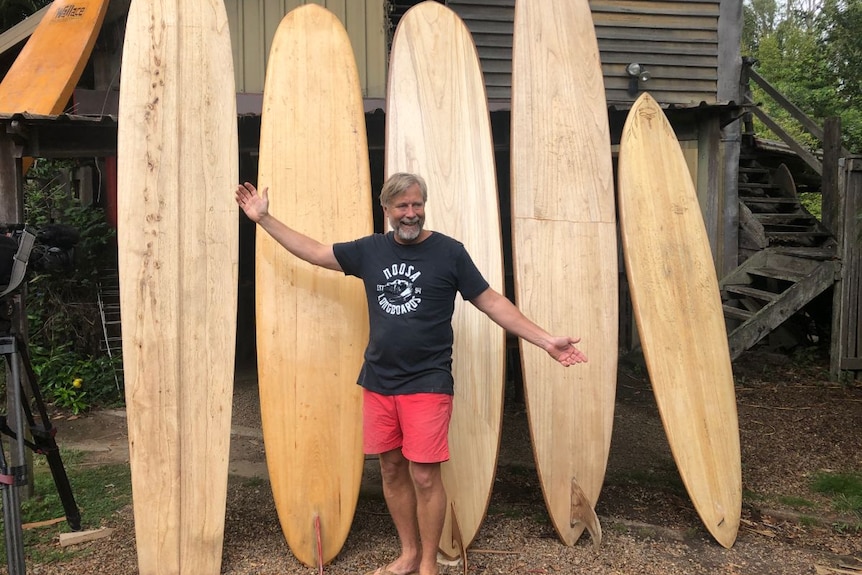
[333, 231, 489, 395]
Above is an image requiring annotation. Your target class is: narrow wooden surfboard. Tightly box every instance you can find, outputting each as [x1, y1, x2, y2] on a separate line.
[255, 4, 371, 567]
[117, 1, 238, 573]
[510, 0, 618, 546]
[0, 0, 109, 172]
[617, 92, 742, 548]
[386, 1, 505, 559]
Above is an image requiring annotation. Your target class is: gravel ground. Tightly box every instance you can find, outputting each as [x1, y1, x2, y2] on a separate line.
[10, 350, 862, 575]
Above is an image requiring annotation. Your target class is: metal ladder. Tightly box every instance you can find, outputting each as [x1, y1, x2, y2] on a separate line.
[97, 271, 123, 391]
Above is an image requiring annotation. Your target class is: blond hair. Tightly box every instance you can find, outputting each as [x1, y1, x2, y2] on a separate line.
[380, 172, 428, 207]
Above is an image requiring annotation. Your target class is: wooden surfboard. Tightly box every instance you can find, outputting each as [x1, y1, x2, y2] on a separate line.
[117, 1, 238, 574]
[0, 0, 109, 171]
[256, 5, 371, 567]
[385, 1, 505, 559]
[617, 92, 742, 548]
[510, 0, 618, 546]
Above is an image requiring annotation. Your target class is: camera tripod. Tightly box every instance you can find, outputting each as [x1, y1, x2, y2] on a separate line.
[0, 229, 80, 575]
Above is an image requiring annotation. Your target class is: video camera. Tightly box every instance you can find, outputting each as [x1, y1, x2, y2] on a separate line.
[0, 223, 79, 288]
[0, 224, 79, 334]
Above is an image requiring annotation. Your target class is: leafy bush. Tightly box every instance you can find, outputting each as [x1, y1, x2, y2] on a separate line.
[22, 160, 122, 412]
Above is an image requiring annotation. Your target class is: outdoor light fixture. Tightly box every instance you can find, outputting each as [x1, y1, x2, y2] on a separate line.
[626, 62, 651, 94]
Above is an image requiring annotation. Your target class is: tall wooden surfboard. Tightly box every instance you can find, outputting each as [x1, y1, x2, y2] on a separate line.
[510, 0, 618, 546]
[617, 92, 741, 548]
[0, 0, 109, 172]
[117, 1, 238, 573]
[256, 5, 371, 567]
[386, 1, 505, 559]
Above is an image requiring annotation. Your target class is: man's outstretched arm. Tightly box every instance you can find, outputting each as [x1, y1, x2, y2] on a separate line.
[235, 182, 342, 272]
[470, 287, 587, 367]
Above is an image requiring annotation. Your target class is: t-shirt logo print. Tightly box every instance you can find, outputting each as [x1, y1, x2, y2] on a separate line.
[377, 263, 423, 315]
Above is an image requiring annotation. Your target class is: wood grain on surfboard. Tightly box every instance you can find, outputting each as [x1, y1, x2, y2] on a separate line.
[386, 1, 505, 559]
[510, 0, 618, 546]
[256, 4, 371, 567]
[617, 92, 742, 548]
[117, 1, 238, 573]
[0, 0, 108, 114]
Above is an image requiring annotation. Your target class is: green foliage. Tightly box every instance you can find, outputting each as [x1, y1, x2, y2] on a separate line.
[743, 0, 779, 50]
[744, 0, 862, 153]
[29, 342, 121, 414]
[798, 192, 823, 220]
[0, 453, 131, 565]
[23, 160, 121, 413]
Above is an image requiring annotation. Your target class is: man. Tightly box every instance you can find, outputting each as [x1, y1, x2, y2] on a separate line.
[235, 173, 587, 575]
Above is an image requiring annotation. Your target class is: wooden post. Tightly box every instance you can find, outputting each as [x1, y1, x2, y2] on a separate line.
[698, 115, 722, 269]
[0, 135, 24, 222]
[821, 117, 842, 236]
[0, 133, 33, 496]
[721, 117, 741, 275]
[831, 156, 862, 380]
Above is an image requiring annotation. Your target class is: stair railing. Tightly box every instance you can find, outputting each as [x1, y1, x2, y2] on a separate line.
[741, 58, 847, 238]
[741, 57, 848, 173]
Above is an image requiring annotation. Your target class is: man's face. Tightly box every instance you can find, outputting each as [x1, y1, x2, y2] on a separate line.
[384, 183, 426, 244]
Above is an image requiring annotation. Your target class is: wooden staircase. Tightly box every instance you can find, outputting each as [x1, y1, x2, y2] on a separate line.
[721, 158, 841, 360]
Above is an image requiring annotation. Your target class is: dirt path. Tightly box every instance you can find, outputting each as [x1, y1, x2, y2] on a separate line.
[23, 352, 862, 574]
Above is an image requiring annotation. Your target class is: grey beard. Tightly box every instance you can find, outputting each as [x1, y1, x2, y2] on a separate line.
[394, 219, 422, 241]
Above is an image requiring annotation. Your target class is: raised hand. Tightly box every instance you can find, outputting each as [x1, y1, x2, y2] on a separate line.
[235, 182, 269, 223]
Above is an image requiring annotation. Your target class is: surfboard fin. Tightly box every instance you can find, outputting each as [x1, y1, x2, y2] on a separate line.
[314, 514, 324, 574]
[570, 478, 602, 548]
[449, 501, 468, 575]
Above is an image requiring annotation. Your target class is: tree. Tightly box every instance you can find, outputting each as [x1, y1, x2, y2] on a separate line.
[743, 0, 862, 152]
[818, 0, 862, 148]
[743, 0, 779, 52]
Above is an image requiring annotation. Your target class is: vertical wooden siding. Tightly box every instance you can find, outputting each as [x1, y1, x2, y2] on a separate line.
[447, 0, 721, 106]
[224, 0, 388, 98]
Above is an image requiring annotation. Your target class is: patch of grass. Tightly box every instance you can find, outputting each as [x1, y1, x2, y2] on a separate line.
[0, 452, 131, 565]
[831, 494, 862, 515]
[239, 475, 267, 489]
[609, 521, 629, 535]
[832, 521, 862, 535]
[811, 471, 862, 515]
[777, 495, 816, 509]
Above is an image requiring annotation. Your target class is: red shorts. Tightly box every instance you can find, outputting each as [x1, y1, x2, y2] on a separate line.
[362, 390, 453, 463]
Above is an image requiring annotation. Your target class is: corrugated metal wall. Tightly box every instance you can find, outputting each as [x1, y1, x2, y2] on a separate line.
[448, 0, 721, 106]
[224, 0, 389, 98]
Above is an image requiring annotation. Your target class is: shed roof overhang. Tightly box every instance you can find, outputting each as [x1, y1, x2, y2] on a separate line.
[0, 112, 117, 158]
